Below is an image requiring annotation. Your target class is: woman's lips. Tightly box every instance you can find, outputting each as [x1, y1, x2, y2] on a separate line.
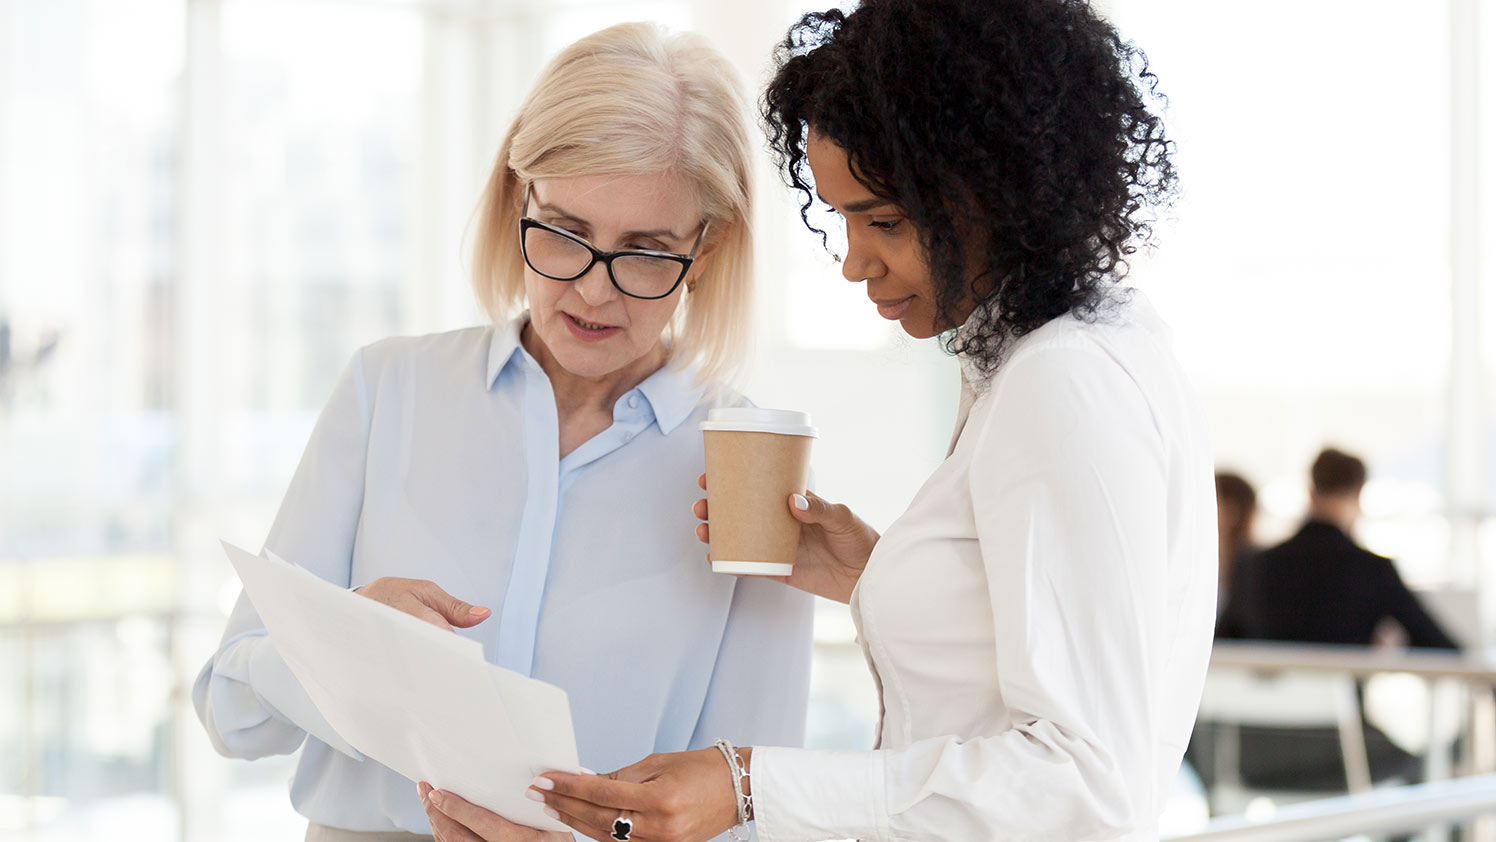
[562, 312, 621, 341]
[874, 296, 914, 321]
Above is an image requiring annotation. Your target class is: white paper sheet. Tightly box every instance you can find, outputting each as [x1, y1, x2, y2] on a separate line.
[222, 541, 580, 833]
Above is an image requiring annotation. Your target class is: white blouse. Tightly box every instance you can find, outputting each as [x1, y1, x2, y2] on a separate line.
[752, 291, 1216, 842]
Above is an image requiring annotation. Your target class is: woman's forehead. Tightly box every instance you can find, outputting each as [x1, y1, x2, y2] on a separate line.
[531, 173, 701, 227]
[805, 133, 884, 212]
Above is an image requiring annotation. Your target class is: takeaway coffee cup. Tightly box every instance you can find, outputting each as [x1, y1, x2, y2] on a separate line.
[699, 408, 817, 576]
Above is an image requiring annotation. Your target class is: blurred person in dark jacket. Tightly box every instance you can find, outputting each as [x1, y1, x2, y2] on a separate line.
[1213, 447, 1458, 791]
[1219, 448, 1457, 649]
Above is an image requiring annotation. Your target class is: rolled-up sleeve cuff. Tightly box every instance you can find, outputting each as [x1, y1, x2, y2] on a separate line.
[751, 747, 888, 842]
[248, 635, 364, 760]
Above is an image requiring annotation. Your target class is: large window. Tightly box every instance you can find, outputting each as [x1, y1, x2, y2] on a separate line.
[2, 3, 186, 831]
[1110, 0, 1467, 589]
[1, 0, 182, 559]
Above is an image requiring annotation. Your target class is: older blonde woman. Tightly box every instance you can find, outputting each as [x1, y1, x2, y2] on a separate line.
[192, 23, 812, 842]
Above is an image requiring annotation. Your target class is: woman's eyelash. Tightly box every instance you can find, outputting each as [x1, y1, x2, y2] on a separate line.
[869, 219, 902, 231]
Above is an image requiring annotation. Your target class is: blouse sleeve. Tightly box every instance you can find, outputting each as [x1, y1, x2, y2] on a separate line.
[191, 349, 374, 760]
[752, 343, 1176, 842]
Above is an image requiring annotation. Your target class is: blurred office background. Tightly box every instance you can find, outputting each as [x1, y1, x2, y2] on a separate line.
[1, 0, 1493, 839]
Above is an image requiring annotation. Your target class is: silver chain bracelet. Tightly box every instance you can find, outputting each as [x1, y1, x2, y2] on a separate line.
[714, 738, 752, 842]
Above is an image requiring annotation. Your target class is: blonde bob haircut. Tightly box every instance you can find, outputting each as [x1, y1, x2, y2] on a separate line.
[472, 22, 755, 387]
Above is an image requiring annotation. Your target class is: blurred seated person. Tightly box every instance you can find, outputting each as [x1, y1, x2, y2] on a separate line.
[1219, 447, 1457, 649]
[1212, 447, 1459, 791]
[1214, 471, 1258, 618]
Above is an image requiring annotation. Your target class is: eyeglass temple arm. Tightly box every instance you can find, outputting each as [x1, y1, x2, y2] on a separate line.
[690, 219, 711, 256]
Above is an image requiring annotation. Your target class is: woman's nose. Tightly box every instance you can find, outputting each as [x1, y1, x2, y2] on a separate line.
[574, 261, 618, 306]
[841, 231, 886, 284]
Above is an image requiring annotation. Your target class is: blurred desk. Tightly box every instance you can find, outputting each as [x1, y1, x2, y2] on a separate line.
[1207, 641, 1496, 842]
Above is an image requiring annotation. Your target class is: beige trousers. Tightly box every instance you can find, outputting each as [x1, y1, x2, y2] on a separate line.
[304, 824, 434, 842]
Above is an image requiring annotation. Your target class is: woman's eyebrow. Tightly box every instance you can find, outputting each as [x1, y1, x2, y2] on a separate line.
[620, 226, 685, 242]
[531, 201, 589, 228]
[816, 192, 894, 214]
[533, 201, 684, 243]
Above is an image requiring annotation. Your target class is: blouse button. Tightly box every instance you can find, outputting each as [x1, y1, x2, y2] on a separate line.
[627, 395, 640, 409]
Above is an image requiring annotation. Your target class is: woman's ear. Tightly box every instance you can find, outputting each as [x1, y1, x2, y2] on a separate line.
[685, 220, 731, 287]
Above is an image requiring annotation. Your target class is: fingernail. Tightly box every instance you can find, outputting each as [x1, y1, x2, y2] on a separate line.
[792, 494, 809, 511]
[543, 807, 561, 820]
[469, 606, 489, 615]
[429, 790, 444, 807]
[580, 767, 596, 775]
[525, 788, 546, 803]
[531, 776, 555, 791]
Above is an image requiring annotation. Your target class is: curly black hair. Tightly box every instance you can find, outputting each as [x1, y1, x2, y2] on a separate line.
[763, 0, 1177, 373]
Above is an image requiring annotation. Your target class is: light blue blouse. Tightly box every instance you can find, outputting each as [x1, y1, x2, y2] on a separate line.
[192, 316, 814, 833]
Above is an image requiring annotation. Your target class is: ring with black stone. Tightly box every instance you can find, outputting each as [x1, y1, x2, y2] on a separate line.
[610, 812, 633, 841]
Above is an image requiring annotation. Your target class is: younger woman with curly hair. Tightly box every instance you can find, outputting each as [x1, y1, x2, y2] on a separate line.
[473, 1, 1218, 840]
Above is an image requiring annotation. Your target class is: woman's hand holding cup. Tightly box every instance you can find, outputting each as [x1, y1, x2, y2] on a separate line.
[695, 473, 878, 604]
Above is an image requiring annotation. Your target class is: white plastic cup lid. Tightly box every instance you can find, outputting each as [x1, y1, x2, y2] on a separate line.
[699, 407, 817, 437]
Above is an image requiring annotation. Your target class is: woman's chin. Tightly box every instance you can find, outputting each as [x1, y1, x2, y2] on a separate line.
[551, 348, 619, 379]
[898, 315, 942, 340]
[551, 339, 643, 380]
[528, 316, 668, 382]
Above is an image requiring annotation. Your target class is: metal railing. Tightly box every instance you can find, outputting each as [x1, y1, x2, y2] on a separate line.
[1211, 641, 1496, 682]
[1166, 773, 1496, 842]
[1190, 641, 1496, 842]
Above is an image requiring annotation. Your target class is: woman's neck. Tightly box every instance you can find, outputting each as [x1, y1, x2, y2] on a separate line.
[520, 321, 669, 421]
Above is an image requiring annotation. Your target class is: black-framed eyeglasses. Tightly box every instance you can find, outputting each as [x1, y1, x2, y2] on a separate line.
[519, 186, 710, 300]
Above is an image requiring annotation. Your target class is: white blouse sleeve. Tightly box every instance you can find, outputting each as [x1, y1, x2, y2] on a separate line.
[752, 343, 1172, 842]
[191, 349, 373, 760]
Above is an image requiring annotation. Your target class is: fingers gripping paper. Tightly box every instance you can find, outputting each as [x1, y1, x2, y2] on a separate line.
[221, 541, 580, 833]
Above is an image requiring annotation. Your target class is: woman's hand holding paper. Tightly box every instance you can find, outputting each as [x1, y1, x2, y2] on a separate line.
[529, 748, 742, 842]
[418, 782, 572, 842]
[355, 577, 491, 633]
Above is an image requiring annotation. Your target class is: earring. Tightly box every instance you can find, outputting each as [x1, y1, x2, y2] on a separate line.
[687, 280, 697, 293]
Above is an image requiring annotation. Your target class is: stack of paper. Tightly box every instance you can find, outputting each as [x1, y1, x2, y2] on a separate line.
[222, 541, 580, 832]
